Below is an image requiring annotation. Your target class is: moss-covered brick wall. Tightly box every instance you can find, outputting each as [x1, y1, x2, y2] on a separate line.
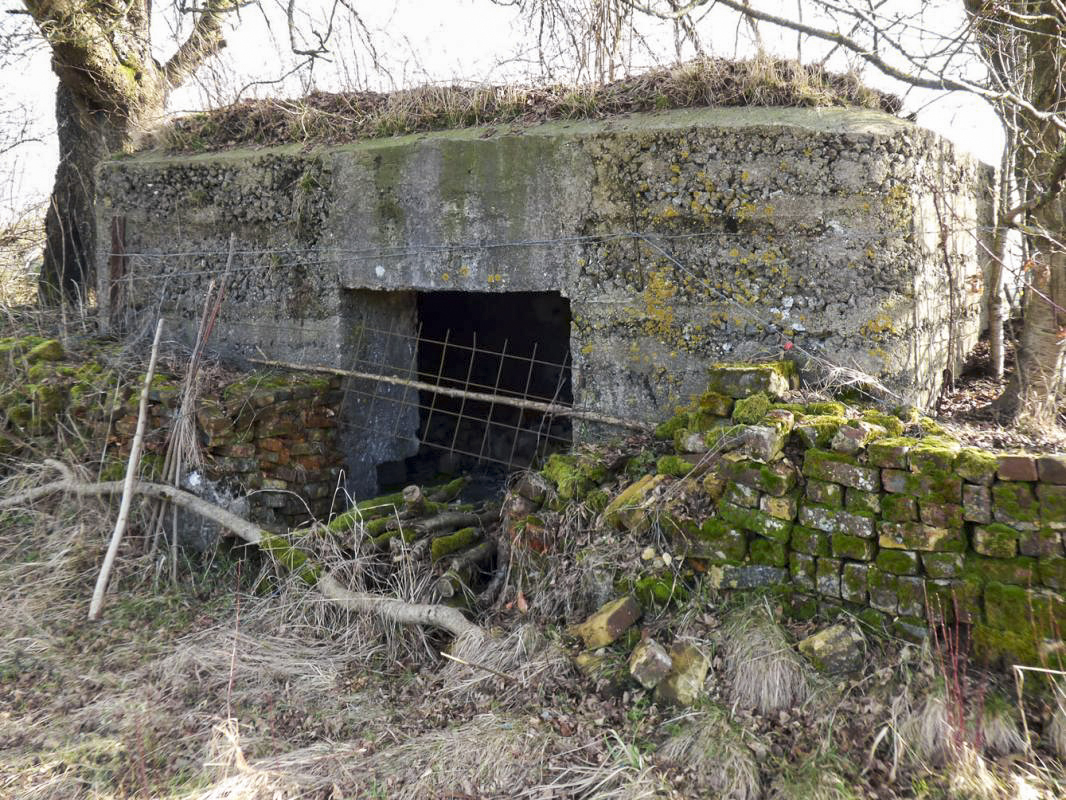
[529, 363, 1065, 670]
[97, 106, 993, 484]
[0, 336, 343, 529]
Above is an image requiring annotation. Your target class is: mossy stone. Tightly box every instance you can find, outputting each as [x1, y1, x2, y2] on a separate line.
[831, 533, 875, 561]
[845, 488, 881, 515]
[749, 536, 788, 567]
[806, 401, 848, 416]
[656, 454, 691, 478]
[542, 453, 591, 500]
[859, 409, 905, 436]
[25, 339, 64, 363]
[875, 549, 919, 575]
[654, 413, 687, 441]
[719, 501, 792, 541]
[954, 447, 999, 485]
[791, 525, 830, 556]
[732, 391, 772, 425]
[695, 390, 734, 417]
[867, 436, 918, 469]
[793, 415, 847, 448]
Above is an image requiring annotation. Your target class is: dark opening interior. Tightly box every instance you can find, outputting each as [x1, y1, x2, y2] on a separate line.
[377, 290, 572, 492]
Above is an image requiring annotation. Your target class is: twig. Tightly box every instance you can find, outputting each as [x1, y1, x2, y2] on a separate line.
[88, 318, 165, 621]
[440, 650, 516, 682]
[6, 472, 485, 641]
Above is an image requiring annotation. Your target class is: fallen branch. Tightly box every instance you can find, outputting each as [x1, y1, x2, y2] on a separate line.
[3, 474, 484, 641]
[89, 318, 164, 621]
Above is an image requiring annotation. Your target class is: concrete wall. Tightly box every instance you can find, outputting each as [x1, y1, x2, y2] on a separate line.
[97, 107, 993, 487]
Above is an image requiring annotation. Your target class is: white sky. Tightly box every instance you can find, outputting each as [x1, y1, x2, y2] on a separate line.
[1, 0, 1003, 221]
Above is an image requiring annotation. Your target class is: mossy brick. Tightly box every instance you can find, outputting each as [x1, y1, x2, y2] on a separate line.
[699, 424, 747, 453]
[706, 361, 796, 399]
[816, 557, 842, 597]
[963, 553, 1037, 586]
[881, 468, 962, 504]
[919, 502, 964, 529]
[891, 616, 929, 644]
[723, 458, 798, 496]
[922, 552, 964, 579]
[655, 413, 688, 441]
[925, 579, 981, 623]
[739, 423, 789, 462]
[803, 449, 880, 491]
[856, 607, 889, 632]
[732, 392, 773, 425]
[1018, 528, 1065, 558]
[867, 436, 916, 469]
[692, 519, 748, 562]
[984, 582, 1066, 638]
[860, 409, 906, 437]
[695, 390, 735, 417]
[759, 490, 799, 521]
[908, 439, 961, 473]
[655, 454, 691, 478]
[971, 623, 1042, 669]
[845, 488, 881, 515]
[25, 339, 63, 363]
[842, 562, 869, 603]
[807, 401, 849, 416]
[1037, 455, 1066, 484]
[719, 501, 792, 541]
[879, 521, 963, 552]
[798, 503, 875, 538]
[897, 576, 926, 618]
[705, 564, 788, 590]
[702, 470, 727, 501]
[962, 484, 992, 523]
[1038, 557, 1066, 590]
[831, 420, 887, 455]
[806, 479, 842, 508]
[865, 571, 899, 614]
[604, 474, 668, 531]
[723, 481, 760, 508]
[794, 415, 847, 449]
[882, 494, 918, 522]
[875, 549, 920, 575]
[791, 525, 830, 556]
[1036, 483, 1066, 529]
[997, 454, 1038, 482]
[955, 447, 999, 485]
[832, 533, 876, 561]
[788, 593, 820, 621]
[749, 536, 789, 567]
[790, 551, 817, 590]
[992, 482, 1039, 531]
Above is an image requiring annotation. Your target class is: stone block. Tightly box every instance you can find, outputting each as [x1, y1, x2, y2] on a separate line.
[964, 553, 1037, 586]
[691, 519, 748, 562]
[867, 437, 913, 469]
[719, 502, 792, 541]
[569, 596, 643, 648]
[881, 494, 918, 522]
[1039, 557, 1066, 590]
[1036, 483, 1066, 529]
[841, 562, 869, 603]
[954, 447, 1001, 485]
[962, 484, 992, 523]
[791, 525, 830, 557]
[845, 488, 882, 515]
[759, 491, 799, 520]
[831, 421, 886, 455]
[922, 552, 964, 579]
[909, 440, 960, 473]
[831, 533, 876, 561]
[867, 566, 898, 614]
[794, 416, 845, 449]
[997, 454, 1038, 481]
[879, 521, 963, 552]
[991, 482, 1040, 531]
[881, 468, 962, 504]
[723, 457, 798, 496]
[816, 557, 842, 597]
[798, 504, 876, 538]
[806, 479, 843, 508]
[1037, 455, 1066, 484]
[749, 536, 789, 567]
[790, 551, 816, 590]
[798, 624, 865, 673]
[875, 549, 920, 575]
[919, 501, 964, 529]
[706, 362, 796, 399]
[1018, 528, 1065, 558]
[723, 481, 760, 508]
[740, 423, 789, 462]
[706, 564, 789, 590]
[897, 576, 926, 618]
[803, 449, 880, 491]
[629, 638, 673, 689]
[655, 643, 710, 706]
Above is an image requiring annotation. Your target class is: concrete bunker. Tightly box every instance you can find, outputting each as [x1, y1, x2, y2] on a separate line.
[97, 106, 996, 500]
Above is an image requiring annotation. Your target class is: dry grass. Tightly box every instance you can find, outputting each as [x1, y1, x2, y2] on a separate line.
[721, 599, 813, 715]
[542, 731, 676, 800]
[979, 691, 1025, 756]
[767, 757, 857, 800]
[659, 705, 761, 800]
[1050, 690, 1066, 759]
[146, 56, 900, 153]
